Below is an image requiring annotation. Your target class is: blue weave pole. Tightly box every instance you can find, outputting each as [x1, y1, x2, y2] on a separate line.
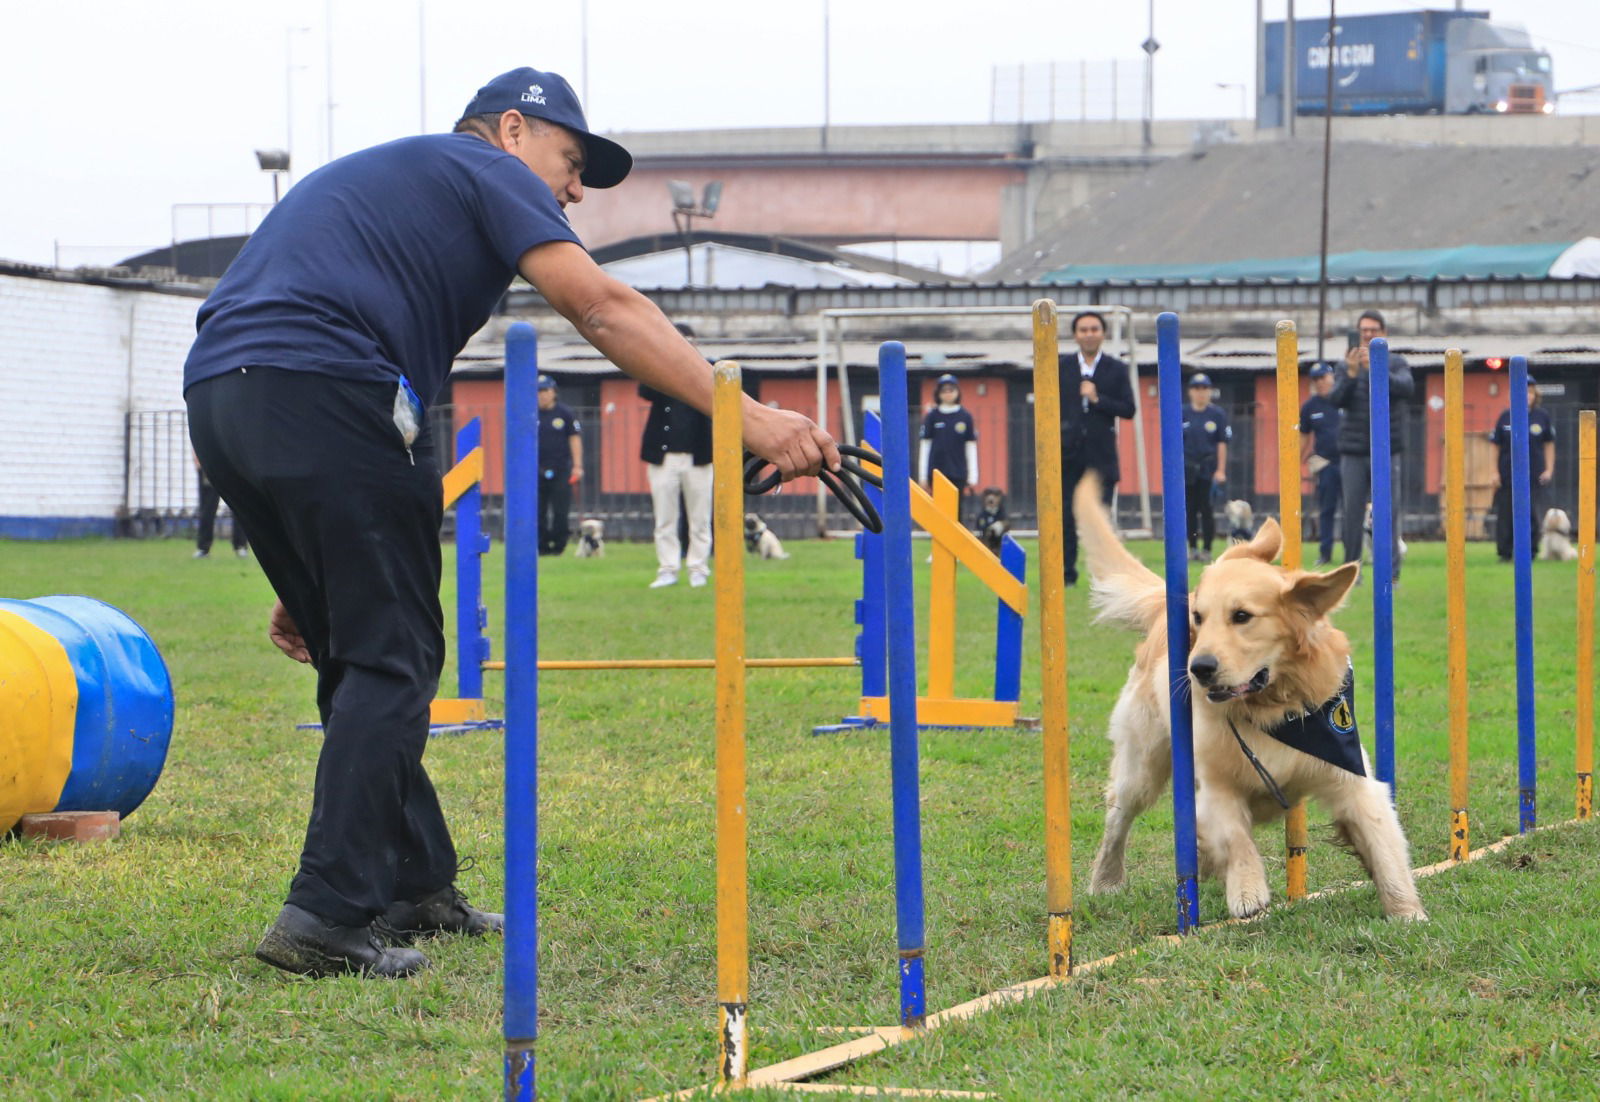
[876, 341, 928, 1027]
[456, 417, 489, 703]
[1156, 312, 1200, 934]
[1510, 355, 1538, 833]
[503, 322, 539, 1100]
[1368, 338, 1397, 796]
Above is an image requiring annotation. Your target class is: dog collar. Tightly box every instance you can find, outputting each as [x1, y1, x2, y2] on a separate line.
[1263, 664, 1365, 778]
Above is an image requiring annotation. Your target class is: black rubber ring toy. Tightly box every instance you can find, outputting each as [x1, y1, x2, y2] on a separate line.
[743, 444, 884, 534]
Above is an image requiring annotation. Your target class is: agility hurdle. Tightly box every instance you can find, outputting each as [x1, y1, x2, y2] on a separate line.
[815, 412, 1027, 734]
[429, 391, 858, 735]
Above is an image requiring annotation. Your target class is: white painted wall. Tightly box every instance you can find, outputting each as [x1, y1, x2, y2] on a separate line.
[0, 273, 200, 530]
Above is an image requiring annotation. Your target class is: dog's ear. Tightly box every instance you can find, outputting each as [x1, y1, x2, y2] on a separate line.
[1286, 561, 1359, 620]
[1218, 516, 1281, 563]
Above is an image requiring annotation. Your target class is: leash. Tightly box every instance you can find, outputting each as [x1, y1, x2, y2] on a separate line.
[1227, 715, 1291, 810]
[743, 443, 884, 533]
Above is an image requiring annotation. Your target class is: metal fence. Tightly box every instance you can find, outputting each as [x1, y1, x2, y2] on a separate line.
[122, 398, 1598, 542]
[123, 409, 206, 538]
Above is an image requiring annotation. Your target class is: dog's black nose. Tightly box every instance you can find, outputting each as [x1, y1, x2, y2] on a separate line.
[1189, 654, 1219, 684]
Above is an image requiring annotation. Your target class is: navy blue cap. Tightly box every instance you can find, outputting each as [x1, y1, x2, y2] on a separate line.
[935, 373, 959, 388]
[1188, 373, 1213, 388]
[462, 67, 632, 189]
[537, 374, 556, 390]
[1309, 363, 1333, 378]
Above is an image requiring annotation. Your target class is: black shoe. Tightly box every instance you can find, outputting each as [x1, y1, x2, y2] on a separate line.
[1313, 556, 1331, 567]
[375, 885, 505, 946]
[1063, 573, 1078, 588]
[255, 903, 429, 978]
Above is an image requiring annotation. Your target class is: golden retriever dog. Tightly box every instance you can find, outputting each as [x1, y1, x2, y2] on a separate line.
[1074, 475, 1426, 921]
[1539, 508, 1579, 562]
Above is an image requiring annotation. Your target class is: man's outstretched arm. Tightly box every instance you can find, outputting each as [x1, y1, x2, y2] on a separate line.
[520, 241, 839, 481]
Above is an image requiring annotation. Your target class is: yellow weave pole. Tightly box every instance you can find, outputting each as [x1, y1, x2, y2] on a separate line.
[928, 472, 959, 701]
[1577, 410, 1595, 820]
[712, 360, 749, 1086]
[1032, 298, 1073, 978]
[1274, 320, 1309, 900]
[1445, 349, 1471, 859]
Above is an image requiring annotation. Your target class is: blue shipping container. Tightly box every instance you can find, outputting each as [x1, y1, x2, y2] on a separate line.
[1264, 9, 1488, 115]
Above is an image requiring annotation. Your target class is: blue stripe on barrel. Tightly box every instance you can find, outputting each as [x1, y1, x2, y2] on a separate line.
[0, 596, 173, 818]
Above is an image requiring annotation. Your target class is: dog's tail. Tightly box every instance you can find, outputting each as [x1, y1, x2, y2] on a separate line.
[1072, 473, 1166, 633]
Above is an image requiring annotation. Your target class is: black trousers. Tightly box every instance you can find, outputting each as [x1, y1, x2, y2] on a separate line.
[1340, 453, 1404, 581]
[539, 470, 572, 556]
[1184, 474, 1215, 550]
[187, 367, 457, 926]
[1062, 459, 1116, 582]
[196, 470, 248, 552]
[1313, 462, 1341, 562]
[1493, 480, 1543, 560]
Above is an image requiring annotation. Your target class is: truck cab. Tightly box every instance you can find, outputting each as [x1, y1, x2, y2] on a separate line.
[1444, 19, 1554, 114]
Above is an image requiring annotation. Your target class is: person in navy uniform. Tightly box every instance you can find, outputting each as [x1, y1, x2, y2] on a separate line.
[918, 373, 979, 499]
[193, 452, 249, 559]
[1059, 311, 1135, 585]
[1181, 374, 1231, 560]
[183, 66, 837, 980]
[1298, 363, 1342, 565]
[537, 374, 583, 555]
[1489, 375, 1555, 561]
[640, 321, 715, 588]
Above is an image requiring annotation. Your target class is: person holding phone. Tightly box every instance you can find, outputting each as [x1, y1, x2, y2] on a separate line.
[1331, 310, 1413, 580]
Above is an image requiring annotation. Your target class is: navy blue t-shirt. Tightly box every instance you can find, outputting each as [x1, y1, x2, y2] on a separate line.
[920, 406, 977, 486]
[1181, 403, 1231, 476]
[539, 401, 581, 478]
[1491, 405, 1555, 479]
[1299, 394, 1340, 460]
[184, 132, 581, 406]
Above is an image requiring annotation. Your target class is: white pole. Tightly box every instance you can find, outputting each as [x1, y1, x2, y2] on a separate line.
[816, 315, 830, 535]
[325, 0, 336, 163]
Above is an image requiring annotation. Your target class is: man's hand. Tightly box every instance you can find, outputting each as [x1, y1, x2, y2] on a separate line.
[1213, 469, 1227, 483]
[269, 599, 312, 664]
[1079, 379, 1098, 404]
[1540, 470, 1553, 486]
[569, 465, 584, 485]
[1343, 347, 1362, 377]
[743, 402, 840, 482]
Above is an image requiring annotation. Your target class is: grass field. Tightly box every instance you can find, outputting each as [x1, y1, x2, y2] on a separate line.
[2, 535, 1597, 1100]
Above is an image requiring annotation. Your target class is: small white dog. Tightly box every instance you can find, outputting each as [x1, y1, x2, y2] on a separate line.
[1224, 499, 1255, 543]
[1362, 503, 1408, 564]
[574, 517, 605, 558]
[744, 513, 789, 560]
[1539, 508, 1579, 562]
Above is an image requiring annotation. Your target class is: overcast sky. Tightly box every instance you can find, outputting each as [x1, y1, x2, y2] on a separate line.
[3, 0, 1597, 268]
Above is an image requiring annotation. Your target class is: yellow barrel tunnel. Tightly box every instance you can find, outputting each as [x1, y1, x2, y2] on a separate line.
[0, 597, 174, 835]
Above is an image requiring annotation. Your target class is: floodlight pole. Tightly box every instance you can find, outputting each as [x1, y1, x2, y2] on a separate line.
[1315, 1, 1336, 363]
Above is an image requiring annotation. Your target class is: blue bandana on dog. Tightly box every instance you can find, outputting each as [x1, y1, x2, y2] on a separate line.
[1264, 665, 1365, 777]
